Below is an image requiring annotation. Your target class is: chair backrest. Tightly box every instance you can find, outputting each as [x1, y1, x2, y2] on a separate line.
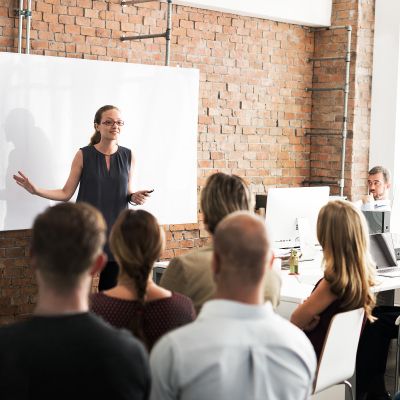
[313, 307, 365, 394]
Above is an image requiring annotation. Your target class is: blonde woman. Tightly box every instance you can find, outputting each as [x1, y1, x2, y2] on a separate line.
[290, 200, 375, 360]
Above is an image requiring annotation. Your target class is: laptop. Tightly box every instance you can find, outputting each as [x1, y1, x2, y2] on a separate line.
[369, 233, 400, 276]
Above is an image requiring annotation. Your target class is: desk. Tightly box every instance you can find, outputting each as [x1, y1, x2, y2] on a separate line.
[278, 253, 400, 319]
[154, 256, 400, 319]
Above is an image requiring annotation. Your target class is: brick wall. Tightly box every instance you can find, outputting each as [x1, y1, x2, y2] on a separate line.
[309, 0, 375, 198]
[0, 0, 373, 322]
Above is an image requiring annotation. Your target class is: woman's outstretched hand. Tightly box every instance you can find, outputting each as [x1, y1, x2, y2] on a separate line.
[13, 171, 38, 195]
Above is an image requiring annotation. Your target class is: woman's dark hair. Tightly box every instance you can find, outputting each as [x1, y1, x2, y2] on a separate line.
[89, 105, 120, 145]
[109, 209, 164, 348]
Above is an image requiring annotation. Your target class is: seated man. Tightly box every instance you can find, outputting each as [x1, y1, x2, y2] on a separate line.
[360, 165, 391, 211]
[0, 203, 150, 400]
[160, 172, 281, 313]
[150, 212, 316, 400]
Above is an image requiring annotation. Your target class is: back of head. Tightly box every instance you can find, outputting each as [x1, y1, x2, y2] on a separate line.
[368, 165, 391, 184]
[110, 209, 163, 302]
[317, 200, 375, 319]
[200, 172, 251, 234]
[31, 202, 106, 293]
[213, 211, 270, 288]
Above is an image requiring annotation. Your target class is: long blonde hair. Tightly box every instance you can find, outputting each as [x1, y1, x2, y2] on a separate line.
[317, 200, 376, 321]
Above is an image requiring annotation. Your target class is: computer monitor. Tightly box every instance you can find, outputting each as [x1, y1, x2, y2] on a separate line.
[265, 186, 330, 249]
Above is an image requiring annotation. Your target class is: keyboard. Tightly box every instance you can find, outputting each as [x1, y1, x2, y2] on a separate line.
[377, 267, 400, 277]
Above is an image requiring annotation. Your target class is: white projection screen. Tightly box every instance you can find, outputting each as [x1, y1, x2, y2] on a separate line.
[0, 52, 199, 230]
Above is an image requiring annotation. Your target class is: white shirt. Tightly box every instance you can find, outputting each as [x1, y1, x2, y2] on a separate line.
[150, 300, 316, 400]
[356, 199, 391, 212]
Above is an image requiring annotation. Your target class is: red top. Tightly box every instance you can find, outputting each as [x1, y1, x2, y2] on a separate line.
[90, 292, 196, 350]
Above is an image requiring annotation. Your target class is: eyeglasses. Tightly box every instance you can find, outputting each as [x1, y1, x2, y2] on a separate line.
[101, 120, 125, 127]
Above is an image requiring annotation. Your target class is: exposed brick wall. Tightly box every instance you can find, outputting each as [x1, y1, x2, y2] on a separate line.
[0, 230, 35, 323]
[351, 0, 375, 199]
[309, 0, 375, 198]
[0, 0, 374, 322]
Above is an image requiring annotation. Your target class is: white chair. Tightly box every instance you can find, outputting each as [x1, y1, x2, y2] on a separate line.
[394, 315, 400, 393]
[312, 308, 365, 400]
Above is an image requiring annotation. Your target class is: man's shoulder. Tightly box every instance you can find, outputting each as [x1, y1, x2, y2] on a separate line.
[85, 313, 146, 354]
[265, 313, 316, 359]
[0, 314, 145, 357]
[169, 246, 213, 268]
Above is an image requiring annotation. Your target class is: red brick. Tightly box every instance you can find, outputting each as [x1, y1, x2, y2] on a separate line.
[0, 0, 373, 321]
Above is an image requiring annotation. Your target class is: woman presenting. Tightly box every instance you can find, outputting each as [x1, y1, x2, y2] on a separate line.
[13, 105, 152, 290]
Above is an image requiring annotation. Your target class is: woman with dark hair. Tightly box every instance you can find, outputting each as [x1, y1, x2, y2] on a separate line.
[13, 105, 152, 290]
[90, 209, 195, 350]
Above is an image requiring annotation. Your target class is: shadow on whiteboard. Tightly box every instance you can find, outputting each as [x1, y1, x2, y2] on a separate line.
[0, 108, 54, 231]
[0, 52, 199, 230]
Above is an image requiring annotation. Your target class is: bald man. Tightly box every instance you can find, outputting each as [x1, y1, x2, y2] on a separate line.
[150, 211, 316, 400]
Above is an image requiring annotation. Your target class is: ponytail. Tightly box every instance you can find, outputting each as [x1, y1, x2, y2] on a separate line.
[125, 261, 151, 350]
[109, 209, 164, 350]
[89, 131, 101, 146]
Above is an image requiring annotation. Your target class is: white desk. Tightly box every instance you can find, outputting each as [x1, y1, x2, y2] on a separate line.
[278, 253, 400, 318]
[153, 256, 400, 319]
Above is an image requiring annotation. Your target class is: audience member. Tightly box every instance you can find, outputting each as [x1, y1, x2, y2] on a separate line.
[160, 172, 281, 313]
[150, 211, 316, 400]
[91, 209, 195, 350]
[0, 203, 150, 400]
[360, 165, 391, 211]
[291, 200, 376, 360]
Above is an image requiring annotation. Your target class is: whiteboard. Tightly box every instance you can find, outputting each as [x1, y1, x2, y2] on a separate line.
[0, 52, 199, 230]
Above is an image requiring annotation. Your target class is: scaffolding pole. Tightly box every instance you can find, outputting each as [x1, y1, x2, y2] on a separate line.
[305, 25, 352, 197]
[120, 0, 173, 66]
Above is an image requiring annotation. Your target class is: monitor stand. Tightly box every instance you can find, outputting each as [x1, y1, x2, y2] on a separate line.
[297, 217, 317, 261]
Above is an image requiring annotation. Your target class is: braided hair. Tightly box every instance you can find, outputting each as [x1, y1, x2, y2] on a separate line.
[109, 209, 164, 348]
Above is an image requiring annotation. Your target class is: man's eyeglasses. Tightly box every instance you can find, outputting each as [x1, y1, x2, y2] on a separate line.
[101, 120, 125, 127]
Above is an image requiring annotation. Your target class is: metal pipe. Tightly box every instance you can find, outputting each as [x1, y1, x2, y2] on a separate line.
[121, 0, 156, 5]
[165, 0, 172, 66]
[25, 0, 32, 54]
[305, 132, 341, 136]
[121, 32, 166, 41]
[17, 0, 24, 54]
[305, 87, 344, 92]
[307, 56, 346, 62]
[303, 180, 339, 185]
[339, 25, 352, 196]
[310, 26, 349, 32]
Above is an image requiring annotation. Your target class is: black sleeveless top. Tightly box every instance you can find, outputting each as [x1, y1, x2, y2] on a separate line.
[77, 145, 131, 260]
[305, 278, 343, 360]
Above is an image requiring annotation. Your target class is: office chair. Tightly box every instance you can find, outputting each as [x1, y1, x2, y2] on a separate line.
[312, 308, 365, 400]
[395, 315, 400, 393]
